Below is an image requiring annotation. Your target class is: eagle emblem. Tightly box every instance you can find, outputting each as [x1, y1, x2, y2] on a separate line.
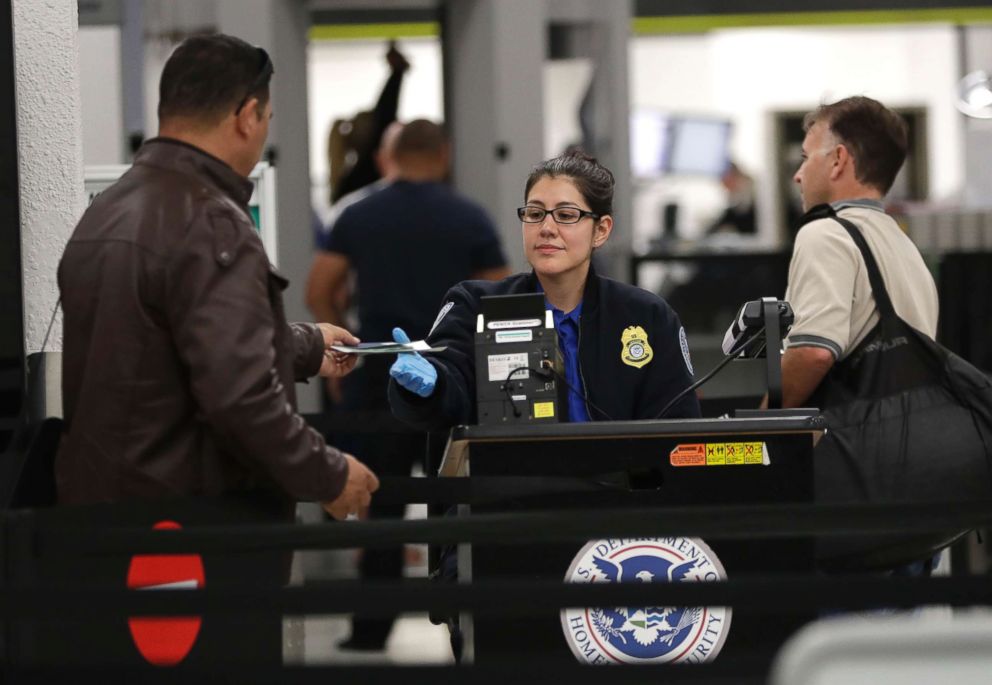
[590, 556, 702, 648]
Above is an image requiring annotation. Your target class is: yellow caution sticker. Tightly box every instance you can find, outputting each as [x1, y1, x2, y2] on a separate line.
[533, 401, 555, 419]
[743, 442, 765, 465]
[670, 441, 768, 467]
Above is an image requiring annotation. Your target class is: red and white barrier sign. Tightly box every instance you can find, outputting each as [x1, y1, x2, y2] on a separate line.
[126, 520, 204, 666]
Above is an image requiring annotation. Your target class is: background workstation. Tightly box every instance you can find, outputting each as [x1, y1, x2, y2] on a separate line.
[4, 0, 992, 674]
[69, 1, 992, 411]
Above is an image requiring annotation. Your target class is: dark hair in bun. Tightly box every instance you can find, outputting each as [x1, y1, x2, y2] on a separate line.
[524, 148, 615, 218]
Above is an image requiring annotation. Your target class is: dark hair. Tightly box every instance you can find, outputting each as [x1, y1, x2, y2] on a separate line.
[158, 34, 273, 124]
[393, 119, 447, 159]
[524, 149, 615, 217]
[803, 96, 908, 194]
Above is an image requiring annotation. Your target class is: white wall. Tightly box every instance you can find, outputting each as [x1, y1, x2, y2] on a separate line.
[306, 37, 443, 219]
[543, 58, 594, 159]
[78, 26, 124, 165]
[142, 38, 174, 141]
[630, 24, 965, 247]
[75, 22, 971, 255]
[14, 0, 86, 353]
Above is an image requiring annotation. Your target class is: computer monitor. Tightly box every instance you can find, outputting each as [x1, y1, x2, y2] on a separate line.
[630, 110, 732, 178]
[668, 117, 732, 176]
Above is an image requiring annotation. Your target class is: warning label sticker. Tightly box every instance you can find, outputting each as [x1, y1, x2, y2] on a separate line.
[670, 442, 768, 467]
[669, 444, 705, 466]
[533, 401, 555, 418]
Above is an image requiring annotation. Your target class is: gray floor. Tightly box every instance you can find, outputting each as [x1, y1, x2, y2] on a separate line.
[285, 503, 454, 666]
[296, 612, 453, 665]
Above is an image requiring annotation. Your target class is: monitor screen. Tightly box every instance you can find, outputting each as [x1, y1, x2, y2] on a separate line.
[667, 117, 732, 176]
[630, 110, 731, 178]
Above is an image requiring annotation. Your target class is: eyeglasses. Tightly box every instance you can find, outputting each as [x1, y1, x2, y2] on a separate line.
[234, 47, 273, 116]
[517, 205, 600, 225]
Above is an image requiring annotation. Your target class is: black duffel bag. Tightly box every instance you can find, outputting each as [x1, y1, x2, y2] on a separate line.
[809, 208, 992, 571]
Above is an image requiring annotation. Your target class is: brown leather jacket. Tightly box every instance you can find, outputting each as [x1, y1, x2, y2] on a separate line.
[56, 138, 348, 506]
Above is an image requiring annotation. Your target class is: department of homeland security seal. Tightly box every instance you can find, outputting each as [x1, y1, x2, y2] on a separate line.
[561, 537, 731, 665]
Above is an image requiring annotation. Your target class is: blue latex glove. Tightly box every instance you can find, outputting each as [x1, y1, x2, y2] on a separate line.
[389, 327, 437, 398]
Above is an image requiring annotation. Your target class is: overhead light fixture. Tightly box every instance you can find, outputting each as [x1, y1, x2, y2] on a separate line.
[955, 70, 992, 119]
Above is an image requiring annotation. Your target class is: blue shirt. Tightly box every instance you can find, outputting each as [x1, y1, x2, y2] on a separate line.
[546, 300, 590, 423]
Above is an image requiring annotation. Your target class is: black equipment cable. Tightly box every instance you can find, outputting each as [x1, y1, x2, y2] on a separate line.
[500, 364, 614, 421]
[499, 366, 548, 417]
[545, 364, 614, 420]
[655, 326, 765, 419]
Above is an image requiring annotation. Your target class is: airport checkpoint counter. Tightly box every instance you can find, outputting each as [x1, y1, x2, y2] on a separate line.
[438, 414, 825, 669]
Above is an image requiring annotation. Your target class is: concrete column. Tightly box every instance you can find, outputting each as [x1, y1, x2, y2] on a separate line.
[120, 0, 145, 158]
[13, 0, 86, 355]
[546, 0, 633, 279]
[443, 0, 632, 278]
[216, 0, 318, 413]
[961, 25, 992, 209]
[443, 0, 547, 271]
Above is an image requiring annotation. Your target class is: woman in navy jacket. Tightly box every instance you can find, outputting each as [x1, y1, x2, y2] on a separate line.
[388, 150, 701, 429]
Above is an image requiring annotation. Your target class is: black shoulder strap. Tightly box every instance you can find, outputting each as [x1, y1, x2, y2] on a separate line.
[41, 297, 62, 353]
[831, 216, 896, 319]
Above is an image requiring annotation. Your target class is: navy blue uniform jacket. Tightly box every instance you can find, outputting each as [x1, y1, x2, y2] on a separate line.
[389, 267, 701, 430]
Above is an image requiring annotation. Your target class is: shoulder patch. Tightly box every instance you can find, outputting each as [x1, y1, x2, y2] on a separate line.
[621, 325, 654, 369]
[429, 301, 455, 337]
[679, 326, 693, 376]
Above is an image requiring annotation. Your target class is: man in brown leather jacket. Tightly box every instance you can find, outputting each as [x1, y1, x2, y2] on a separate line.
[57, 34, 378, 520]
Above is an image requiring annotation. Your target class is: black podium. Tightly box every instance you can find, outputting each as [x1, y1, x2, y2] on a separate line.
[440, 415, 824, 668]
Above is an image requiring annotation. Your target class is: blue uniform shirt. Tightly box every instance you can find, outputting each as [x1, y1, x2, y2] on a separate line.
[547, 301, 590, 423]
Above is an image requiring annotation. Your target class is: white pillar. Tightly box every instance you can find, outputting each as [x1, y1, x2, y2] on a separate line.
[120, 0, 145, 158]
[547, 0, 633, 279]
[443, 0, 632, 278]
[961, 25, 992, 209]
[13, 0, 85, 354]
[443, 0, 547, 271]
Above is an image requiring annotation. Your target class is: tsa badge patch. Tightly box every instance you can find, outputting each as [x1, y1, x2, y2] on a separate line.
[561, 537, 731, 665]
[679, 326, 693, 376]
[428, 301, 455, 337]
[620, 326, 653, 368]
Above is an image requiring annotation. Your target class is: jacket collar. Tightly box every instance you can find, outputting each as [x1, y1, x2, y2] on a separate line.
[581, 261, 601, 314]
[526, 261, 601, 316]
[135, 137, 255, 207]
